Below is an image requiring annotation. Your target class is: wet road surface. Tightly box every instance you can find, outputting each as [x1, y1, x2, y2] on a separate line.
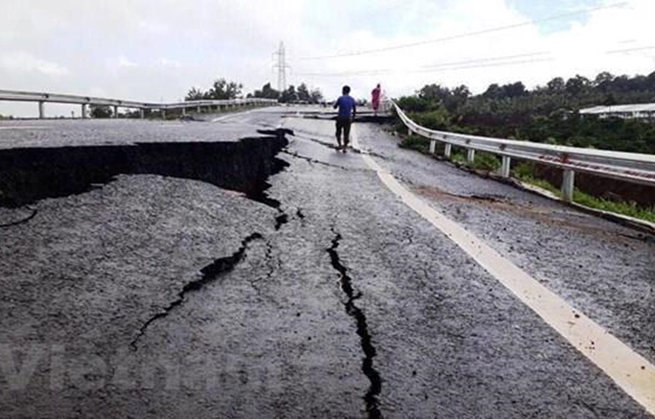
[0, 107, 653, 418]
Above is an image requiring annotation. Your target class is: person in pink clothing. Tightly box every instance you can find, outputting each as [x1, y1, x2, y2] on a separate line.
[371, 83, 381, 116]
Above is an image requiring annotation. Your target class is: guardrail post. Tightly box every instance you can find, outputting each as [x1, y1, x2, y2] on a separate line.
[562, 170, 575, 202]
[467, 149, 476, 163]
[38, 101, 45, 119]
[501, 156, 511, 178]
[113, 106, 118, 118]
[182, 107, 186, 116]
[81, 104, 87, 119]
[444, 143, 452, 158]
[407, 127, 411, 136]
[197, 105, 201, 113]
[429, 140, 436, 154]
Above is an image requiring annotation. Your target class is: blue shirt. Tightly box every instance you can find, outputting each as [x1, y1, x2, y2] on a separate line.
[335, 95, 356, 117]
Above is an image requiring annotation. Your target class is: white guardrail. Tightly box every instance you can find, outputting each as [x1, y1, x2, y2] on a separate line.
[393, 101, 655, 202]
[0, 89, 278, 119]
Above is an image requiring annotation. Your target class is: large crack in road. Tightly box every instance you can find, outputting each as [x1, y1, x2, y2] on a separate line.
[327, 228, 383, 419]
[129, 232, 264, 350]
[0, 129, 290, 208]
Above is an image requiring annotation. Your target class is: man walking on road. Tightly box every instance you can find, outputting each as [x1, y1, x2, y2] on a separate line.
[371, 83, 381, 116]
[333, 85, 356, 153]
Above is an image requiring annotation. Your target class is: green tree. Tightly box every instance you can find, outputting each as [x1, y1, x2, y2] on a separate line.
[297, 83, 311, 102]
[90, 105, 112, 118]
[310, 88, 324, 103]
[279, 85, 297, 103]
[565, 75, 591, 97]
[207, 78, 243, 100]
[253, 82, 280, 99]
[546, 77, 565, 93]
[185, 87, 206, 101]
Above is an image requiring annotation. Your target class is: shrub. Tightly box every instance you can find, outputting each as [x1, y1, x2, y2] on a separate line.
[400, 135, 431, 153]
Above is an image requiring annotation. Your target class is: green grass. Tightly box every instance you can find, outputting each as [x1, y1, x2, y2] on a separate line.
[399, 134, 432, 154]
[449, 150, 500, 172]
[516, 174, 561, 196]
[451, 152, 466, 165]
[516, 174, 655, 223]
[573, 190, 655, 223]
[399, 136, 655, 224]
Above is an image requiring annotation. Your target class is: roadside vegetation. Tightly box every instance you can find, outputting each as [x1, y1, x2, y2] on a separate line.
[185, 79, 323, 104]
[396, 71, 655, 155]
[394, 71, 655, 224]
[398, 134, 655, 224]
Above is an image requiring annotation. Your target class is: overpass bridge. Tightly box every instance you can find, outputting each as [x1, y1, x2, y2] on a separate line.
[0, 104, 654, 418]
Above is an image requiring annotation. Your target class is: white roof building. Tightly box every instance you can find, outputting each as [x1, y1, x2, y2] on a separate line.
[579, 103, 655, 120]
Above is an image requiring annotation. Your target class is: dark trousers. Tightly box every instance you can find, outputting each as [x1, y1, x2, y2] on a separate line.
[336, 116, 352, 144]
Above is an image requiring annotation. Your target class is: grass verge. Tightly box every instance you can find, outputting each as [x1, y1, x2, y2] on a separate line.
[516, 174, 655, 223]
[399, 136, 655, 224]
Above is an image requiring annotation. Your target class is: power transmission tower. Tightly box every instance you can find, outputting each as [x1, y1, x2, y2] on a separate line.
[273, 42, 291, 93]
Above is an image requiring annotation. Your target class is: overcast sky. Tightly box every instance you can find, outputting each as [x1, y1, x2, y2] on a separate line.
[1, 0, 654, 116]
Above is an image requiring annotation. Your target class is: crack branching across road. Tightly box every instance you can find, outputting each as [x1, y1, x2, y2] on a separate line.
[130, 233, 263, 351]
[327, 228, 383, 419]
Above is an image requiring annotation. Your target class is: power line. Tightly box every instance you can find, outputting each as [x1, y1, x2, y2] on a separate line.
[295, 2, 627, 61]
[606, 45, 655, 54]
[420, 51, 549, 69]
[294, 51, 551, 76]
[294, 55, 554, 78]
[293, 43, 655, 79]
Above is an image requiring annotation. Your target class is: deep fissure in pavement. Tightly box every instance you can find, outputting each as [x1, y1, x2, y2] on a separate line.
[327, 229, 383, 419]
[0, 129, 290, 208]
[0, 208, 37, 227]
[130, 233, 263, 351]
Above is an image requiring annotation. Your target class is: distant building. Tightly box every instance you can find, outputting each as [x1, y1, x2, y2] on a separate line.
[579, 103, 655, 121]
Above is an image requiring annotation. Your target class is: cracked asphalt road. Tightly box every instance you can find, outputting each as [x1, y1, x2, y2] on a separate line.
[0, 107, 653, 418]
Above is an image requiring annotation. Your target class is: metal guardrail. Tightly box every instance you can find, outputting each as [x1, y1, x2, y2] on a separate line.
[0, 89, 278, 119]
[393, 101, 655, 202]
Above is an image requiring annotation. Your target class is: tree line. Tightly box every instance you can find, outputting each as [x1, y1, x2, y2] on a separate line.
[185, 79, 323, 103]
[397, 71, 655, 154]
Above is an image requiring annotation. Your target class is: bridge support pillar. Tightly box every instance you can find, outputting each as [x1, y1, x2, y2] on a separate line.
[161, 109, 166, 120]
[562, 169, 575, 202]
[113, 106, 118, 118]
[467, 149, 476, 163]
[182, 107, 186, 116]
[444, 143, 452, 158]
[81, 104, 87, 119]
[38, 101, 45, 119]
[197, 105, 201, 113]
[140, 109, 145, 119]
[500, 156, 511, 178]
[429, 140, 436, 154]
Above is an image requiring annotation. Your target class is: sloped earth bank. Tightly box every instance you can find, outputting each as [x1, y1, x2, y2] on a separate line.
[0, 112, 652, 418]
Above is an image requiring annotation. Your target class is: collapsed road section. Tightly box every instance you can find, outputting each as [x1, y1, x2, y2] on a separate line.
[0, 129, 290, 208]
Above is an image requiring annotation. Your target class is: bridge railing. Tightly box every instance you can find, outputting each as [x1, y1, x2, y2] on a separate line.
[392, 101, 655, 202]
[0, 89, 278, 119]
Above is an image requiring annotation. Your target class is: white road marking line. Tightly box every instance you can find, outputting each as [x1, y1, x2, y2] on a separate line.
[351, 124, 655, 415]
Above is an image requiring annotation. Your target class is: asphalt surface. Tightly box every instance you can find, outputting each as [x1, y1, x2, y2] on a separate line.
[0, 107, 653, 418]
